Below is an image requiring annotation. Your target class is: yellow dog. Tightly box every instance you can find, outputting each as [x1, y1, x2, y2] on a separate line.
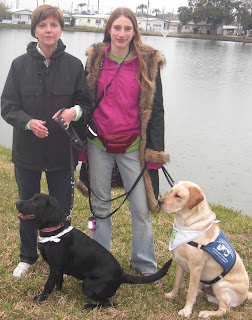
[158, 181, 251, 318]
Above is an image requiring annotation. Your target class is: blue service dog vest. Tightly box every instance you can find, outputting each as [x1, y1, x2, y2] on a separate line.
[188, 230, 236, 284]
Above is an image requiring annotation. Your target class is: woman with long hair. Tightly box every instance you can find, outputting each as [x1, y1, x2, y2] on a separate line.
[77, 7, 169, 275]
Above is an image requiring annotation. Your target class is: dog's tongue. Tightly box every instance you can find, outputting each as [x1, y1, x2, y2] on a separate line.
[18, 213, 34, 220]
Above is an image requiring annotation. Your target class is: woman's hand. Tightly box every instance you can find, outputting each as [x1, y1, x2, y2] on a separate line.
[52, 108, 76, 126]
[30, 119, 48, 138]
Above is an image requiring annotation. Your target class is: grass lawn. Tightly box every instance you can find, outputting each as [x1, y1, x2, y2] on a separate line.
[0, 144, 251, 319]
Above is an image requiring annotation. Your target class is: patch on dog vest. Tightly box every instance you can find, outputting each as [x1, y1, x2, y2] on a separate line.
[203, 230, 236, 274]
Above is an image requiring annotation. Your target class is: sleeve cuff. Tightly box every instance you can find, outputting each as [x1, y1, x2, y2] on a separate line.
[72, 105, 82, 121]
[25, 120, 31, 130]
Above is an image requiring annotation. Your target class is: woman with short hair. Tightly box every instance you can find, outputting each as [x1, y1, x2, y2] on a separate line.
[1, 4, 92, 277]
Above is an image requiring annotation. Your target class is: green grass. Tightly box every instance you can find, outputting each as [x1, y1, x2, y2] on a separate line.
[0, 144, 251, 319]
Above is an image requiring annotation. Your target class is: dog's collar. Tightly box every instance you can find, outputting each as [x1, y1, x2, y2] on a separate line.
[40, 222, 64, 233]
[39, 226, 73, 243]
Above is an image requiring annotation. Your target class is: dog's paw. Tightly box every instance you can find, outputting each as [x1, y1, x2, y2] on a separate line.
[199, 310, 225, 318]
[33, 294, 41, 302]
[165, 291, 177, 300]
[83, 303, 98, 310]
[33, 293, 48, 302]
[178, 307, 192, 318]
[199, 310, 211, 318]
[83, 300, 115, 310]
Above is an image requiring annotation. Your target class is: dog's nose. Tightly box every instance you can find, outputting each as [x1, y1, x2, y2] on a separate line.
[158, 199, 164, 206]
[16, 201, 21, 209]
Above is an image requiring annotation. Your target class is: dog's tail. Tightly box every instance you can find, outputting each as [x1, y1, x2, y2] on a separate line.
[121, 259, 172, 284]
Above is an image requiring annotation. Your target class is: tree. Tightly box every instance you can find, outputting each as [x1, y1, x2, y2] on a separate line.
[233, 0, 252, 33]
[0, 2, 11, 20]
[70, 17, 76, 27]
[192, 6, 206, 24]
[137, 4, 147, 14]
[178, 6, 192, 25]
[78, 3, 87, 13]
[152, 8, 161, 17]
[182, 0, 252, 33]
[187, 0, 235, 31]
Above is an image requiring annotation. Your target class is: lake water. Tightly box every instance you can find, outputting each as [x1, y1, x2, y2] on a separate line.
[0, 29, 252, 217]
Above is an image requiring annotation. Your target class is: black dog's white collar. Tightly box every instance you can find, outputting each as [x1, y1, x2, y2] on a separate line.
[39, 226, 73, 243]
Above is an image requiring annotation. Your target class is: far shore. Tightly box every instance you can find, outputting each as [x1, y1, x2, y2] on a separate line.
[1, 22, 252, 44]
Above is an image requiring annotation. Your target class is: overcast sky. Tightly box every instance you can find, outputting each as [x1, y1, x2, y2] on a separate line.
[7, 0, 188, 14]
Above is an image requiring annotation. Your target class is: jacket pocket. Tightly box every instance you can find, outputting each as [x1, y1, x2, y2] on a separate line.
[21, 85, 42, 96]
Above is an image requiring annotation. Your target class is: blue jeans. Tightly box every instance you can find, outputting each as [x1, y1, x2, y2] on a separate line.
[14, 166, 73, 264]
[87, 142, 157, 274]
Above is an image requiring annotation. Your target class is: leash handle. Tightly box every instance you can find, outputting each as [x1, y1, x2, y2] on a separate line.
[56, 108, 84, 152]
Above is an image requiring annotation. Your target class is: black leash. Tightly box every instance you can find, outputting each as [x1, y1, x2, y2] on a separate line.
[88, 163, 147, 221]
[87, 164, 175, 231]
[162, 166, 175, 187]
[56, 108, 84, 223]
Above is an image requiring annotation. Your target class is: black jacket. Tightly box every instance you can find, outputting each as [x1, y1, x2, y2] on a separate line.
[1, 39, 92, 171]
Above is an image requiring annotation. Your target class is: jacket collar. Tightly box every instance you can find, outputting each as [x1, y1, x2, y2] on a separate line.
[27, 38, 66, 59]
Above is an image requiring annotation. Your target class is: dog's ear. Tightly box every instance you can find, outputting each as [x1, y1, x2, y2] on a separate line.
[47, 195, 59, 207]
[187, 186, 204, 210]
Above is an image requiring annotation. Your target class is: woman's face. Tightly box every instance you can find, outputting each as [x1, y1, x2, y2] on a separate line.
[108, 15, 135, 56]
[35, 16, 62, 53]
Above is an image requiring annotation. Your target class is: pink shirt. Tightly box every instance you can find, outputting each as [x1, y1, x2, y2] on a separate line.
[93, 46, 141, 136]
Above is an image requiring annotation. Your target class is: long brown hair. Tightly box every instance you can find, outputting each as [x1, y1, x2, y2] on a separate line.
[31, 5, 64, 38]
[104, 7, 155, 88]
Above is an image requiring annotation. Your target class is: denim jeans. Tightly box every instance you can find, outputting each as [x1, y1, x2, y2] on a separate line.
[87, 142, 157, 274]
[14, 166, 73, 264]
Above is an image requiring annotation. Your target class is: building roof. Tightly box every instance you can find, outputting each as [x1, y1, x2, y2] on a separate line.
[72, 14, 109, 19]
[10, 8, 33, 13]
[222, 25, 238, 29]
[136, 17, 167, 22]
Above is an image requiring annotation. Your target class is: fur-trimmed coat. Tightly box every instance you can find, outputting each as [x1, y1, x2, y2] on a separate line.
[78, 42, 169, 213]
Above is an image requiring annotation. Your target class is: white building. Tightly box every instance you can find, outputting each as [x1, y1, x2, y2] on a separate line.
[11, 9, 33, 25]
[72, 14, 109, 28]
[63, 14, 72, 26]
[136, 17, 169, 31]
[167, 21, 181, 33]
[222, 25, 239, 36]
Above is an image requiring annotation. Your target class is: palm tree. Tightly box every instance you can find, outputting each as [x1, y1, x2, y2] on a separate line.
[152, 8, 161, 17]
[78, 3, 87, 13]
[137, 4, 147, 15]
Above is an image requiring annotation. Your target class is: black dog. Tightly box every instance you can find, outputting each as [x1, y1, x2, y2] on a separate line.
[16, 194, 172, 309]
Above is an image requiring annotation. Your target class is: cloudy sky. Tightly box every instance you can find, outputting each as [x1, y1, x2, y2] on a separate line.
[7, 0, 188, 14]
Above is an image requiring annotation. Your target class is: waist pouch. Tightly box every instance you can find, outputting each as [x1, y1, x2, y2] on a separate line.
[98, 134, 137, 153]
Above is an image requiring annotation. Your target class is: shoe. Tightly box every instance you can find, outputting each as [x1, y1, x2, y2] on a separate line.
[13, 262, 34, 278]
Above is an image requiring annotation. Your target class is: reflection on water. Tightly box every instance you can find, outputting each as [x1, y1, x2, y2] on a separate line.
[0, 29, 252, 216]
